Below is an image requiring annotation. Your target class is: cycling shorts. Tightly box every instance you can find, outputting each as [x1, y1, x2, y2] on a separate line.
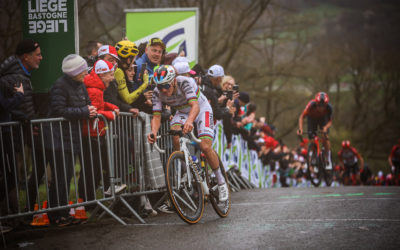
[170, 108, 214, 140]
[344, 162, 359, 176]
[307, 116, 330, 139]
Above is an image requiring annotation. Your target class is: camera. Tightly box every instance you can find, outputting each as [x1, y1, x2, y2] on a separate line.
[233, 85, 239, 92]
[223, 90, 233, 100]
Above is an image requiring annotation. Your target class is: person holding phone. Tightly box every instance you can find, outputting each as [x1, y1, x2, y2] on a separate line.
[113, 40, 151, 110]
[135, 37, 166, 83]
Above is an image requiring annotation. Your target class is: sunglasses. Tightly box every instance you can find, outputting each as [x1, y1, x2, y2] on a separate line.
[157, 83, 172, 90]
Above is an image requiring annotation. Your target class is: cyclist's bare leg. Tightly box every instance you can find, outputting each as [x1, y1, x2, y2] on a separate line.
[199, 138, 219, 170]
[171, 125, 181, 151]
[322, 134, 332, 165]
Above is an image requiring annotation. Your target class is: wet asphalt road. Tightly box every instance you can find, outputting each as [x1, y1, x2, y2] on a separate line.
[4, 186, 400, 249]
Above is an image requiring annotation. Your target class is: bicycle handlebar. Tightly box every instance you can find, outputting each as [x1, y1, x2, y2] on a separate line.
[151, 129, 201, 154]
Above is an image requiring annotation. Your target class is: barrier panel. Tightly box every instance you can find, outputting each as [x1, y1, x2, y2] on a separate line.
[0, 115, 125, 224]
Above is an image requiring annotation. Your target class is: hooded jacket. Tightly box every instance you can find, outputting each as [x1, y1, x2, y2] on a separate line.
[0, 56, 35, 120]
[83, 70, 118, 137]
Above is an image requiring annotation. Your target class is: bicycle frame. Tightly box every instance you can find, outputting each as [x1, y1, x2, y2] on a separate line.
[154, 131, 203, 190]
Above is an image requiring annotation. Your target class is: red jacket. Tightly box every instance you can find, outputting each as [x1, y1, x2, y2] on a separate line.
[83, 71, 118, 137]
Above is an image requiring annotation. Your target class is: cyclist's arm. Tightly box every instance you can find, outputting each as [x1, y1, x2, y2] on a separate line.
[388, 146, 396, 166]
[151, 114, 161, 136]
[353, 148, 364, 169]
[298, 112, 305, 134]
[183, 100, 200, 134]
[323, 119, 332, 133]
[338, 150, 344, 167]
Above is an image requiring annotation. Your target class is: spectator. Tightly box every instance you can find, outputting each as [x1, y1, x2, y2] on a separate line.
[114, 40, 152, 109]
[136, 37, 165, 82]
[84, 40, 102, 69]
[46, 54, 96, 226]
[0, 83, 24, 230]
[79, 60, 121, 202]
[97, 45, 119, 68]
[200, 65, 234, 120]
[388, 139, 400, 185]
[0, 39, 46, 212]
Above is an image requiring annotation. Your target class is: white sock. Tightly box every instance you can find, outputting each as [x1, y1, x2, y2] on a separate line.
[213, 168, 225, 185]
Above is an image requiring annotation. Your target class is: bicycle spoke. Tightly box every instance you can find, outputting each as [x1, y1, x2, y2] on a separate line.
[173, 190, 196, 212]
[182, 189, 198, 210]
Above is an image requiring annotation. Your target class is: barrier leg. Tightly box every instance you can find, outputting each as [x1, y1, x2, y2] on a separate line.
[119, 196, 146, 224]
[96, 200, 126, 226]
[228, 170, 241, 191]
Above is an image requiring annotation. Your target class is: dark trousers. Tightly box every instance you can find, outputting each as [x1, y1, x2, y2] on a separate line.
[48, 150, 74, 220]
[78, 137, 109, 202]
[0, 131, 18, 214]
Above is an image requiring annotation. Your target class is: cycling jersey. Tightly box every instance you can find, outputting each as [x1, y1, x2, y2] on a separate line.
[338, 147, 361, 166]
[302, 101, 333, 119]
[390, 145, 400, 165]
[152, 75, 214, 140]
[302, 100, 333, 138]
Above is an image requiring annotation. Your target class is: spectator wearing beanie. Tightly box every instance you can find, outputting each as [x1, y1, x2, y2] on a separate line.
[45, 54, 97, 226]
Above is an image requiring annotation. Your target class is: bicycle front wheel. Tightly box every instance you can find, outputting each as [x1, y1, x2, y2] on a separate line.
[307, 143, 321, 187]
[205, 153, 231, 218]
[165, 151, 204, 224]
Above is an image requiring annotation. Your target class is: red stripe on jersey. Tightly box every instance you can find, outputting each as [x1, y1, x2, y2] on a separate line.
[205, 111, 210, 128]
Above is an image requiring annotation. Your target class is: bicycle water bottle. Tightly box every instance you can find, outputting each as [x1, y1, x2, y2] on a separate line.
[191, 155, 202, 173]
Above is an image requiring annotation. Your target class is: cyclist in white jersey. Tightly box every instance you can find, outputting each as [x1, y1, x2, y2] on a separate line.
[147, 65, 228, 202]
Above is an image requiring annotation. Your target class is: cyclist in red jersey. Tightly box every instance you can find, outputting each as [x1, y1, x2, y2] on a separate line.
[297, 92, 333, 169]
[338, 140, 364, 185]
[388, 139, 400, 185]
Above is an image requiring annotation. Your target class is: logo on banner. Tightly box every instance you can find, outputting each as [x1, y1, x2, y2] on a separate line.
[27, 0, 68, 34]
[162, 28, 187, 56]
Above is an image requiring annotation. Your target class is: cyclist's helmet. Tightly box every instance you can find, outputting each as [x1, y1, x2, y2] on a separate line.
[115, 40, 139, 59]
[315, 92, 329, 106]
[342, 140, 351, 148]
[153, 65, 176, 87]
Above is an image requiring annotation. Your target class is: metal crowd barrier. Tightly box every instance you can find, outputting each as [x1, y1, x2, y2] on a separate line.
[1, 111, 246, 226]
[0, 115, 127, 225]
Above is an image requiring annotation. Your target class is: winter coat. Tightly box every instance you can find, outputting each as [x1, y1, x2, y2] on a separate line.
[200, 76, 230, 121]
[104, 80, 132, 112]
[46, 74, 91, 152]
[0, 56, 35, 121]
[83, 70, 118, 137]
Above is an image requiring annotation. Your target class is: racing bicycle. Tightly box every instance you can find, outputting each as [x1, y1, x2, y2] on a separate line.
[152, 129, 231, 224]
[298, 131, 333, 187]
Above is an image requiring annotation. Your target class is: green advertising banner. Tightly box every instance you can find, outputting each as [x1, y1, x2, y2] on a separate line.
[21, 0, 77, 93]
[125, 8, 198, 66]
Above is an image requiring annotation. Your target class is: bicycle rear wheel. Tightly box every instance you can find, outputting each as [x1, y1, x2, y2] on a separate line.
[320, 149, 333, 186]
[307, 143, 321, 187]
[204, 153, 231, 218]
[165, 151, 204, 224]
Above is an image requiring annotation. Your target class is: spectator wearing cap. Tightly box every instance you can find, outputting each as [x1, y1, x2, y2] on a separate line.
[0, 39, 46, 213]
[173, 59, 192, 76]
[97, 45, 119, 67]
[46, 54, 96, 226]
[79, 60, 120, 203]
[0, 39, 42, 121]
[200, 64, 234, 122]
[135, 37, 165, 83]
